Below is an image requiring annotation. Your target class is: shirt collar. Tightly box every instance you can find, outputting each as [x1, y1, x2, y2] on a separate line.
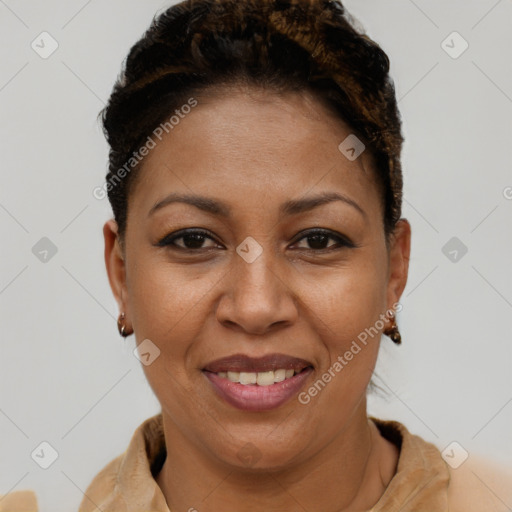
[80, 413, 449, 511]
[370, 418, 450, 511]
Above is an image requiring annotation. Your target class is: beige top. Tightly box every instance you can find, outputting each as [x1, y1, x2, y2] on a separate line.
[0, 490, 38, 511]
[2, 413, 510, 511]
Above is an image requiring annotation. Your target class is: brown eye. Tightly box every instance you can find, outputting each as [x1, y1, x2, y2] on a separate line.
[293, 229, 355, 251]
[157, 229, 221, 250]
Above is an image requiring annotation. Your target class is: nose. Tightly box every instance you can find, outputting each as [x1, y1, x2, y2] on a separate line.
[215, 250, 299, 335]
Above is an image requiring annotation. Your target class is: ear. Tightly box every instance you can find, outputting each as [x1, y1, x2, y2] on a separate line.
[385, 218, 411, 311]
[103, 219, 128, 314]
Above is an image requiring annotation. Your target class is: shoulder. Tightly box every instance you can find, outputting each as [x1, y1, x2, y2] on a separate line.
[78, 413, 167, 512]
[446, 455, 512, 512]
[0, 490, 38, 512]
[370, 417, 512, 512]
[78, 452, 125, 511]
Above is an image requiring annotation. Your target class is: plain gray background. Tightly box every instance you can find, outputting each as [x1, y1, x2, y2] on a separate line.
[1, 0, 511, 510]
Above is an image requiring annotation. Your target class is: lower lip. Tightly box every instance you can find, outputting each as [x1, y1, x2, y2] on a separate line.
[203, 367, 314, 411]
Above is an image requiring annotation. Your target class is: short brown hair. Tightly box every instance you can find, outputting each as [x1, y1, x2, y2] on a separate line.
[101, 0, 404, 238]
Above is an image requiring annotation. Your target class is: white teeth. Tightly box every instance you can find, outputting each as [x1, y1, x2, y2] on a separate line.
[256, 371, 275, 386]
[221, 368, 300, 385]
[239, 372, 257, 385]
[274, 369, 286, 382]
[227, 371, 240, 383]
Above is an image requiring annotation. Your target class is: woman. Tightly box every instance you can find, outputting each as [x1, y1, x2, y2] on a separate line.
[77, 0, 511, 510]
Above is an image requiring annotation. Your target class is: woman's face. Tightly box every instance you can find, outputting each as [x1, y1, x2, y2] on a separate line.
[105, 86, 410, 469]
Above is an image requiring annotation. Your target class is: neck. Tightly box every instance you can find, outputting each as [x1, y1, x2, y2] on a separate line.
[156, 403, 398, 512]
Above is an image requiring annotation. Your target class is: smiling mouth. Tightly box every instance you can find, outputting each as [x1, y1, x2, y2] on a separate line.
[202, 353, 314, 411]
[206, 368, 308, 386]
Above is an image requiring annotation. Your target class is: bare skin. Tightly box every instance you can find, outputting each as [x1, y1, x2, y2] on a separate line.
[104, 84, 411, 511]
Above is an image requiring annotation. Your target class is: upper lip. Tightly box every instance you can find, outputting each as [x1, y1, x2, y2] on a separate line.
[203, 353, 313, 373]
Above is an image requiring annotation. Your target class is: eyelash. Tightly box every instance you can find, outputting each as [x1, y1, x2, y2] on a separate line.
[156, 228, 356, 252]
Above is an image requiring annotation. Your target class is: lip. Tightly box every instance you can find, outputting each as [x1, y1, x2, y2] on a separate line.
[202, 353, 313, 373]
[203, 367, 313, 411]
[202, 353, 314, 411]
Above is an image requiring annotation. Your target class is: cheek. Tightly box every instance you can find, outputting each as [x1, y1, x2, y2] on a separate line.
[125, 255, 223, 407]
[125, 253, 222, 357]
[302, 257, 387, 341]
[127, 243, 388, 352]
[299, 264, 386, 405]
[299, 252, 388, 398]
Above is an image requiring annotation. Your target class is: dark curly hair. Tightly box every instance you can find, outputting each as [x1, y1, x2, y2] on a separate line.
[100, 0, 404, 240]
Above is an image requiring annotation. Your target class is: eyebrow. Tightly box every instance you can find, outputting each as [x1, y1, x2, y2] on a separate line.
[148, 191, 366, 219]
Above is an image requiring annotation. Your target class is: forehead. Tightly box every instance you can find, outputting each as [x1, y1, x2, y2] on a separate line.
[128, 87, 381, 217]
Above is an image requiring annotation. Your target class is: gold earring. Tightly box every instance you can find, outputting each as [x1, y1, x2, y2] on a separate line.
[117, 312, 132, 338]
[384, 315, 402, 345]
